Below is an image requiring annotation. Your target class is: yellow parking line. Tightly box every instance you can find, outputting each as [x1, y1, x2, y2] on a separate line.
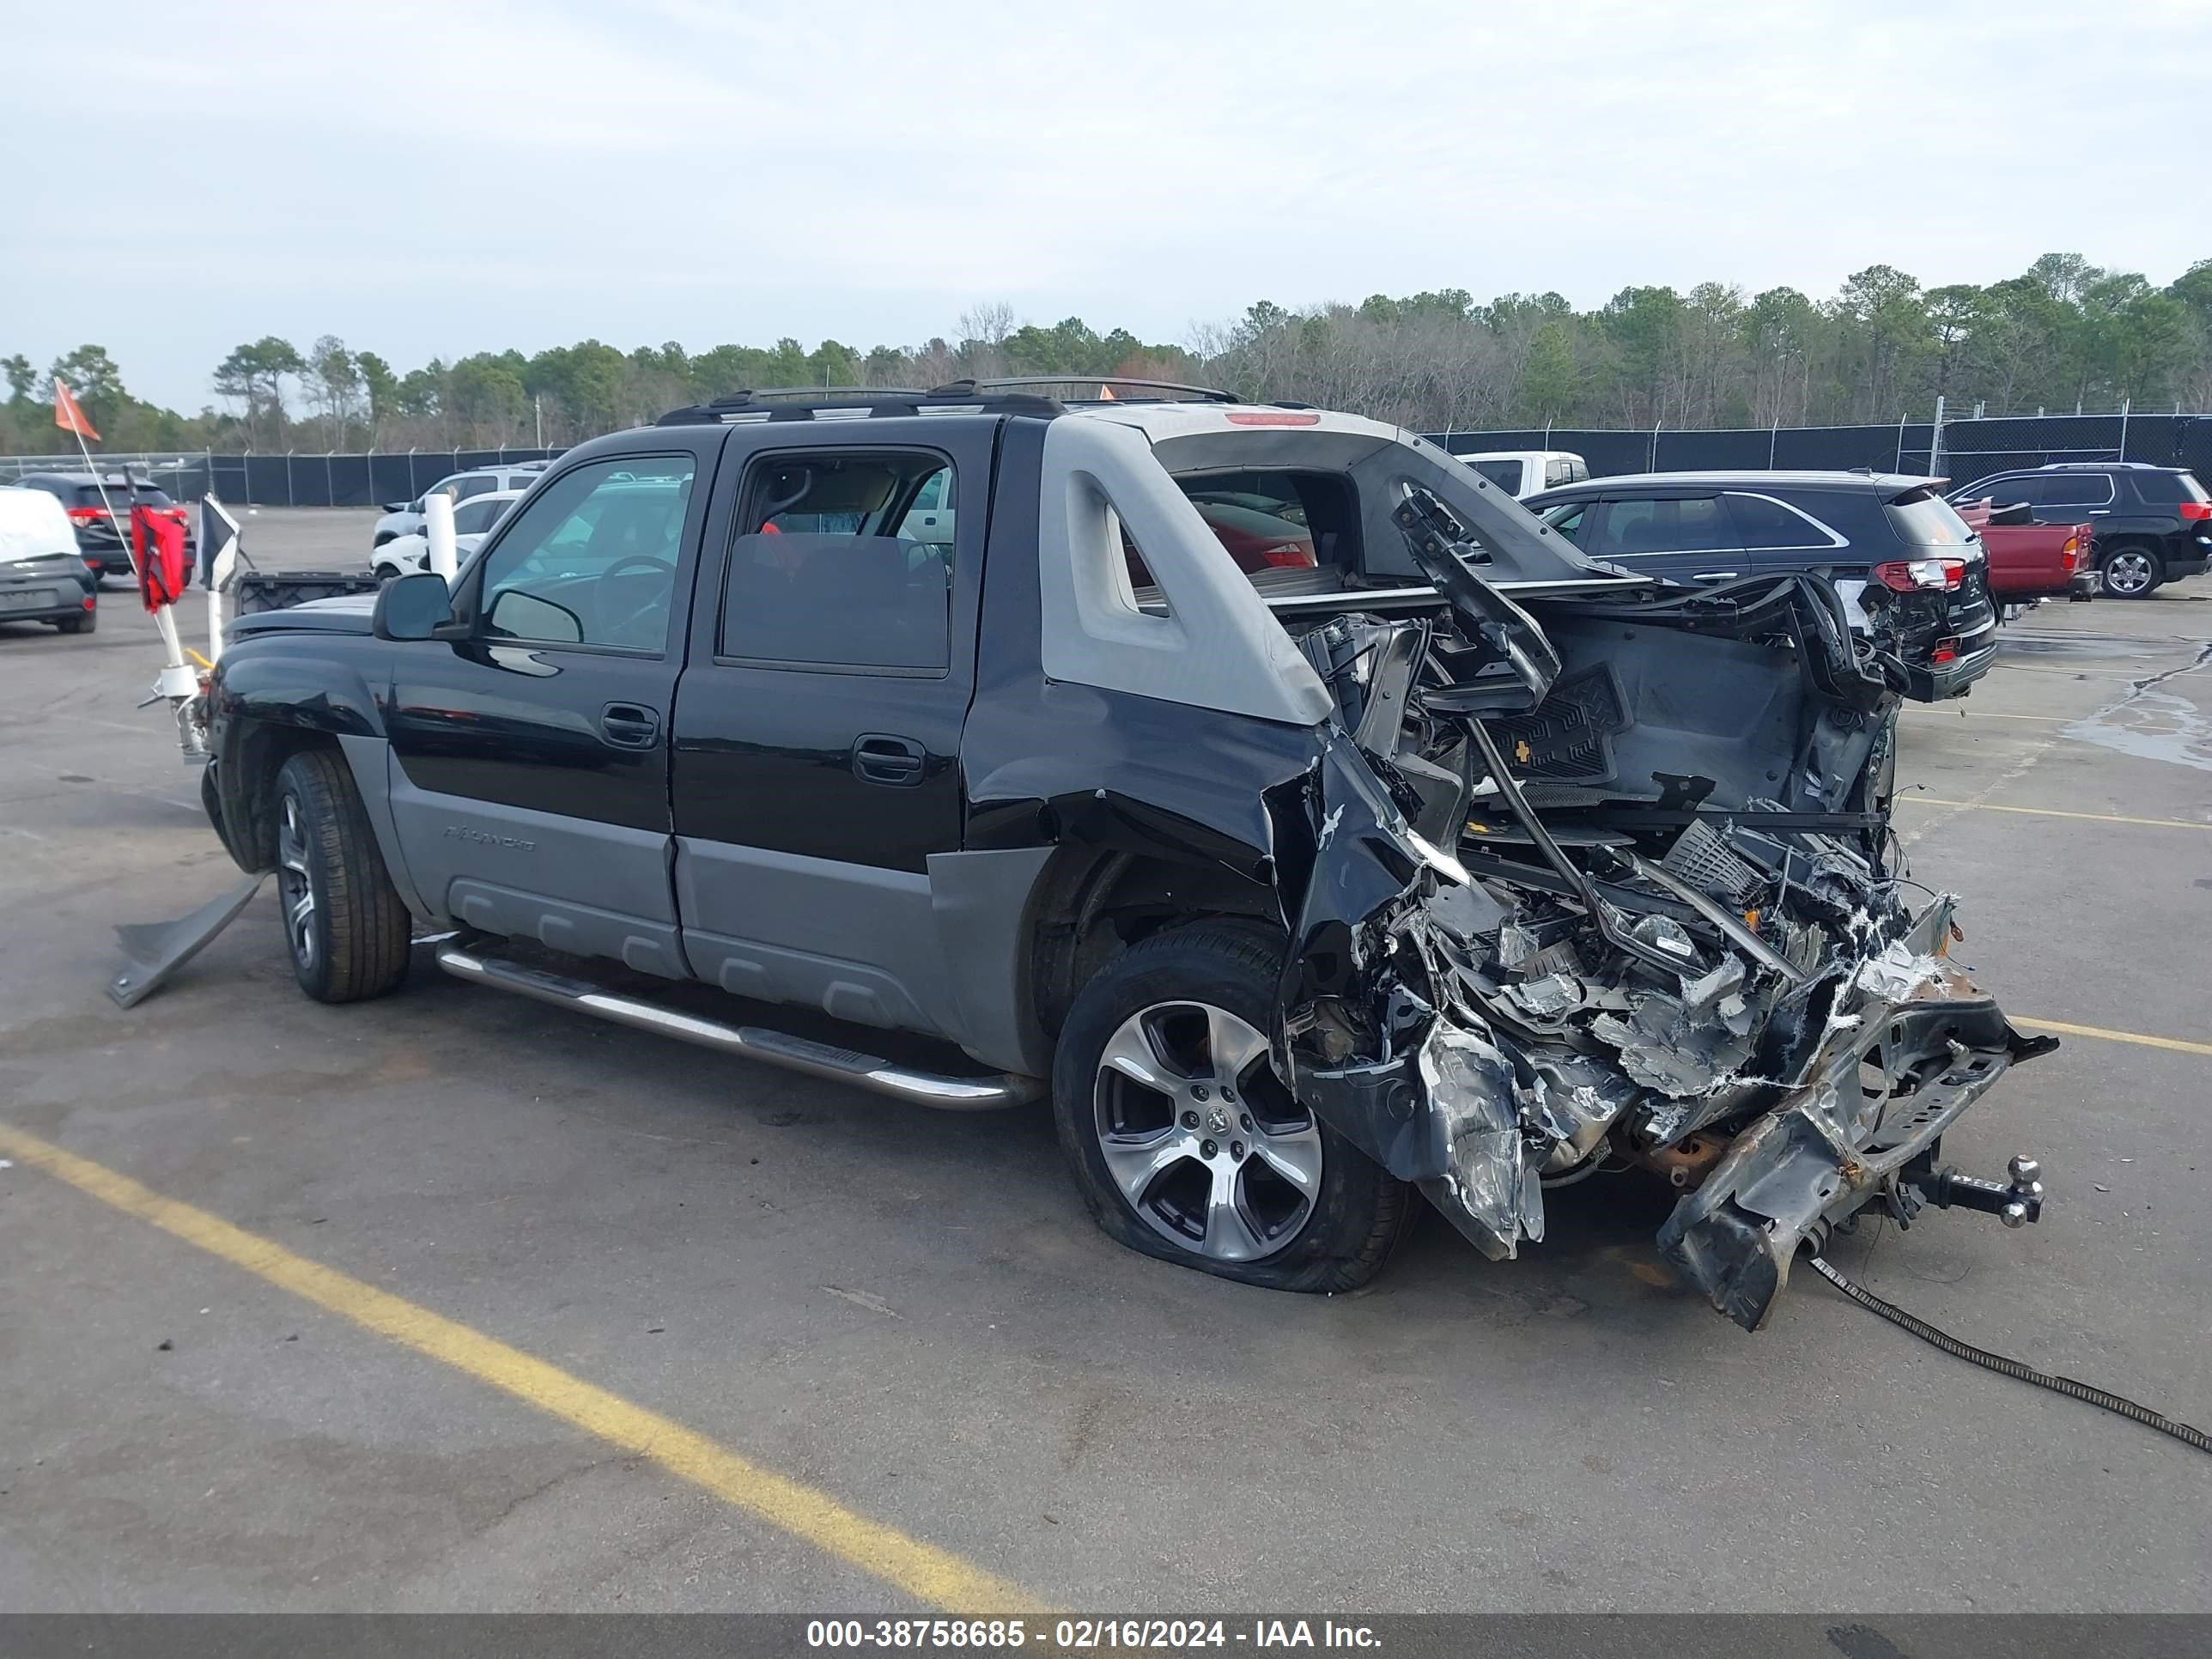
[1893, 798, 2211, 831]
[0, 1123, 1043, 1614]
[2009, 1018, 2212, 1058]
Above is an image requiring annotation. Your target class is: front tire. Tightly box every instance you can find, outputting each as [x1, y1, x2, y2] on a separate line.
[1051, 923, 1412, 1292]
[2100, 544, 2163, 599]
[272, 749, 412, 1003]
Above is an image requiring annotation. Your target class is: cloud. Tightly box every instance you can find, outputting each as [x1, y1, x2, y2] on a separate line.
[5, 0, 2205, 409]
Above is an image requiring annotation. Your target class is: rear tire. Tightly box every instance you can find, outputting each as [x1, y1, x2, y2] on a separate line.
[272, 749, 412, 1004]
[1051, 922, 1412, 1292]
[2100, 544, 2163, 599]
[54, 610, 94, 634]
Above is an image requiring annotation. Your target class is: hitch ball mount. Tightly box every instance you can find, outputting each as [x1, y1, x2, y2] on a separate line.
[1913, 1154, 2045, 1228]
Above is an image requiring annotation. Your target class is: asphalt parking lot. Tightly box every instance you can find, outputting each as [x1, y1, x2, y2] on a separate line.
[3, 514, 2208, 1613]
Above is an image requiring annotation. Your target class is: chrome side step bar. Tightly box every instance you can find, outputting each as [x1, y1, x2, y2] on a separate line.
[434, 942, 1043, 1111]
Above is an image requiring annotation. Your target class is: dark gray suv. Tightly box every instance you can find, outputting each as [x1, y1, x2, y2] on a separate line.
[1522, 471, 1998, 702]
[1947, 462, 2212, 599]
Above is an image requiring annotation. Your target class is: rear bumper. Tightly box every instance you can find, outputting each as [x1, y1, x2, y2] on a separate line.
[0, 569, 97, 623]
[1905, 629, 1998, 701]
[1659, 904, 2057, 1329]
[2165, 553, 2210, 580]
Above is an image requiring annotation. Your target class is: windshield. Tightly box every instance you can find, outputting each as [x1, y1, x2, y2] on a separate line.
[1887, 489, 1977, 548]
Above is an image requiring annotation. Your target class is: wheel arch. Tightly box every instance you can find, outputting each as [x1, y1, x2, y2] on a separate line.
[1025, 843, 1279, 1045]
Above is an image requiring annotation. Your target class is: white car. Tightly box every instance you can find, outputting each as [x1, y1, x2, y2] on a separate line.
[372, 463, 549, 547]
[1451, 449, 1589, 499]
[372, 489, 522, 580]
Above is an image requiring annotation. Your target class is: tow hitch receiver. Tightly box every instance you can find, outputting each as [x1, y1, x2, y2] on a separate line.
[1905, 1154, 2045, 1229]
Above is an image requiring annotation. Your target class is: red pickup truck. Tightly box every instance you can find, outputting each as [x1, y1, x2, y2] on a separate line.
[1955, 499, 2095, 606]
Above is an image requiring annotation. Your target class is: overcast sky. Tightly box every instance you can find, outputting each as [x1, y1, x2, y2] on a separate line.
[6, 0, 2207, 412]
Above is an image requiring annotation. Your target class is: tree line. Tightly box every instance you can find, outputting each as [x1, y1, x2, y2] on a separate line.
[6, 252, 2209, 458]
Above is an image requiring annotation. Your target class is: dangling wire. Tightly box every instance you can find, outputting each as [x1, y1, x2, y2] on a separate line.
[1807, 1255, 2210, 1455]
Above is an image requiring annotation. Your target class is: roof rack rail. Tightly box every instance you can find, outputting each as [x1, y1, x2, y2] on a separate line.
[657, 385, 1066, 426]
[940, 376, 1241, 404]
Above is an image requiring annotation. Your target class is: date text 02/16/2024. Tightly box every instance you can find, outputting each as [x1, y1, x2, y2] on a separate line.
[805, 1620, 1382, 1650]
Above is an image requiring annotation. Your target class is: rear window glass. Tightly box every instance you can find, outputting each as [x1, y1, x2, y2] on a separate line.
[1128, 469, 1354, 590]
[1462, 459, 1523, 493]
[1887, 489, 1976, 546]
[71, 483, 171, 507]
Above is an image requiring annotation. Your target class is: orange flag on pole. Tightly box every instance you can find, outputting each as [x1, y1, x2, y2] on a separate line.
[54, 380, 100, 442]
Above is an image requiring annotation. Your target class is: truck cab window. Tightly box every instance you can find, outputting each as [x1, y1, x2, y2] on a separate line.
[721, 449, 953, 672]
[477, 457, 694, 651]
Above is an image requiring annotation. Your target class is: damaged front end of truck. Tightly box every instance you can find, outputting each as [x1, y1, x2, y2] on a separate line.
[1271, 486, 2053, 1330]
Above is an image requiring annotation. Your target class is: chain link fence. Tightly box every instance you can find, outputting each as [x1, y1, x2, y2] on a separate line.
[1428, 411, 2212, 486]
[0, 447, 566, 507]
[6, 413, 2206, 508]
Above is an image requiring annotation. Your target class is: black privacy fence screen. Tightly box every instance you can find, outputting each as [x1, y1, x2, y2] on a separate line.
[1426, 410, 2212, 487]
[4, 412, 2208, 507]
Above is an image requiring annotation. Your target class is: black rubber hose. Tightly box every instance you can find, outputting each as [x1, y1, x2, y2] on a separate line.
[1806, 1255, 2211, 1456]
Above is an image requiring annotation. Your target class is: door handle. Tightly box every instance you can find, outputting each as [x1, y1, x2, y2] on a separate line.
[600, 702, 661, 749]
[1691, 571, 1740, 583]
[854, 732, 927, 786]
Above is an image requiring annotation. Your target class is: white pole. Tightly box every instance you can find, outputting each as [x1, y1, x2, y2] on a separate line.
[425, 489, 459, 584]
[2117, 396, 2130, 463]
[60, 395, 128, 569]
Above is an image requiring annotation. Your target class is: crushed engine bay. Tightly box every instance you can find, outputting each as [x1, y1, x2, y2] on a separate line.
[1268, 489, 2054, 1330]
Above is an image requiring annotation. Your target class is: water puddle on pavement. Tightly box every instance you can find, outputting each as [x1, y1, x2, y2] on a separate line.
[2064, 690, 2212, 773]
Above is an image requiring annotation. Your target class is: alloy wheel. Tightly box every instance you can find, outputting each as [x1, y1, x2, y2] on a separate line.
[276, 792, 318, 971]
[1091, 1000, 1322, 1262]
[2103, 550, 2155, 597]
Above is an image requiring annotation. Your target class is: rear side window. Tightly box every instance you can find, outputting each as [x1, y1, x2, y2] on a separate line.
[1589, 495, 1737, 556]
[1886, 489, 1977, 547]
[452, 495, 511, 536]
[2131, 470, 2210, 505]
[721, 448, 952, 672]
[2039, 472, 2114, 507]
[1724, 492, 1835, 550]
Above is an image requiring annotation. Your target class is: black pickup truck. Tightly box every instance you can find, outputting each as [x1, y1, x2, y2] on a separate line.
[195, 381, 2050, 1330]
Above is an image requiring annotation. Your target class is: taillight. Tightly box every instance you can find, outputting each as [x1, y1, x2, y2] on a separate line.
[2061, 534, 2081, 570]
[2179, 501, 2211, 522]
[1261, 544, 1314, 568]
[65, 506, 107, 522]
[1224, 411, 1322, 426]
[1872, 556, 1966, 592]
